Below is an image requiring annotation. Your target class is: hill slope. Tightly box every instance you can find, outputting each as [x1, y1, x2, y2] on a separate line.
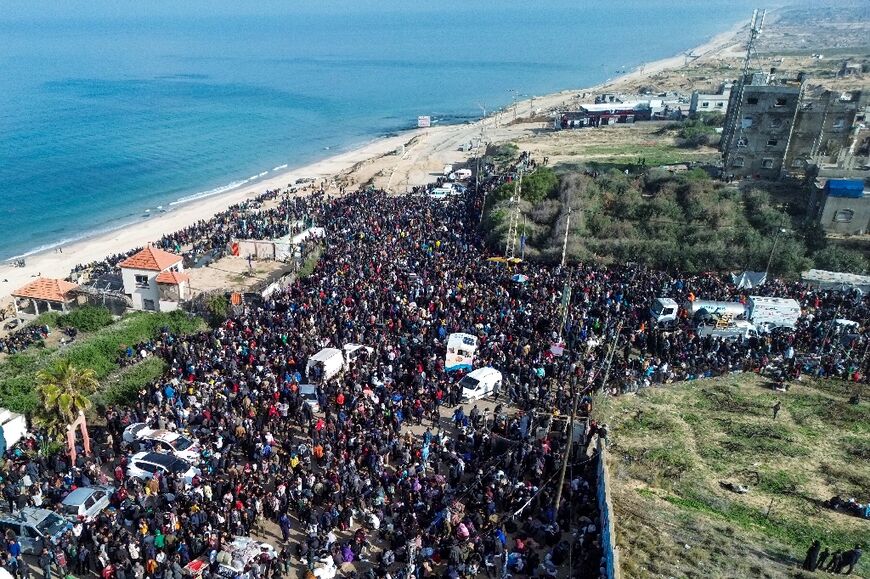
[595, 375, 868, 578]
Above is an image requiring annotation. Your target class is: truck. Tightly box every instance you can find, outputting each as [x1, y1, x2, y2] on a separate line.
[746, 296, 801, 331]
[306, 344, 375, 382]
[651, 298, 746, 325]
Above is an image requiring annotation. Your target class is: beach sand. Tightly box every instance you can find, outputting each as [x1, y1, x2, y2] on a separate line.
[0, 18, 747, 306]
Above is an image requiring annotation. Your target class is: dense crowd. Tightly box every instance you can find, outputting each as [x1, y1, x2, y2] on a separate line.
[0, 155, 867, 579]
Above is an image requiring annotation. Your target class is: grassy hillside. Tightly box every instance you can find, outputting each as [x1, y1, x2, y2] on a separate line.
[594, 375, 868, 578]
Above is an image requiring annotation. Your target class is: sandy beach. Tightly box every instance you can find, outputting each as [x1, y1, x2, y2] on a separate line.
[0, 17, 747, 305]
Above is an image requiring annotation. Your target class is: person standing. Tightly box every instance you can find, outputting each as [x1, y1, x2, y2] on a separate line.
[802, 539, 820, 571]
[772, 400, 782, 420]
[38, 548, 53, 579]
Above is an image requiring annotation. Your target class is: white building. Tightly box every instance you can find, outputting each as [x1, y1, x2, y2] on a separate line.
[118, 246, 189, 312]
[689, 83, 733, 115]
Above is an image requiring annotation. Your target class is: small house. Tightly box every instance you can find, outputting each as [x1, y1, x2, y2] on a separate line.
[118, 246, 188, 312]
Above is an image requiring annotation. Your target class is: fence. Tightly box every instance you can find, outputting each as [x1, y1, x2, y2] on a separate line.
[597, 438, 621, 579]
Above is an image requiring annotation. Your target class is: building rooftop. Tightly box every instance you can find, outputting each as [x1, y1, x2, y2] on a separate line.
[11, 278, 78, 303]
[118, 246, 182, 271]
[155, 271, 190, 285]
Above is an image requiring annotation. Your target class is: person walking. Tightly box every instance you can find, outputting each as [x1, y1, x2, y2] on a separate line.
[837, 545, 863, 575]
[772, 400, 782, 420]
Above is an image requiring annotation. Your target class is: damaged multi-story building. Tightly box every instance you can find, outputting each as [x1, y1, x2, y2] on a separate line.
[721, 69, 869, 180]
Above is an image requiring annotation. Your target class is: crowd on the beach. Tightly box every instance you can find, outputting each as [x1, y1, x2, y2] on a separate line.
[0, 152, 866, 579]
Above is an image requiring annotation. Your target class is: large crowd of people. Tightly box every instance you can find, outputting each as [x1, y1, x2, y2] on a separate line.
[0, 154, 867, 579]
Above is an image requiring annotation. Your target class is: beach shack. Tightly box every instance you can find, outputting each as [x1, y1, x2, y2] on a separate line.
[10, 277, 78, 320]
[445, 332, 477, 372]
[119, 246, 188, 312]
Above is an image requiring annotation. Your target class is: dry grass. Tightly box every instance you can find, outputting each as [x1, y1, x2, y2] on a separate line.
[595, 374, 869, 578]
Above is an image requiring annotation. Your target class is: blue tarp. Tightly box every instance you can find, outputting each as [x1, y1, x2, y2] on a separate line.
[826, 179, 865, 199]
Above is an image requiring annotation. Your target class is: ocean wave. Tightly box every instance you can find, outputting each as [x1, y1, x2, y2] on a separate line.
[4, 220, 135, 262]
[257, 171, 268, 178]
[170, 179, 249, 206]
[273, 164, 288, 171]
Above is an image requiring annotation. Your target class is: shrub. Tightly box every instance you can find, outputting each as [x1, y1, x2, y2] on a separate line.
[58, 305, 113, 332]
[812, 245, 869, 274]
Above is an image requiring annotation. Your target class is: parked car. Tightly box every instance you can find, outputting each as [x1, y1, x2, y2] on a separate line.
[127, 452, 200, 484]
[61, 486, 114, 522]
[0, 508, 71, 554]
[123, 423, 201, 462]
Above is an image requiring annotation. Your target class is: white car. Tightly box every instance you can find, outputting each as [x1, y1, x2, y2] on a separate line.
[127, 451, 200, 484]
[123, 423, 201, 463]
[61, 486, 114, 522]
[459, 367, 502, 401]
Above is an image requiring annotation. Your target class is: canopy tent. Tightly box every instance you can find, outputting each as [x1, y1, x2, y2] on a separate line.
[731, 271, 767, 289]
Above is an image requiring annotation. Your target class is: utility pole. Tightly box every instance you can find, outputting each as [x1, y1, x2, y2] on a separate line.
[476, 103, 488, 224]
[505, 170, 523, 259]
[600, 320, 624, 390]
[560, 207, 572, 268]
[553, 382, 579, 515]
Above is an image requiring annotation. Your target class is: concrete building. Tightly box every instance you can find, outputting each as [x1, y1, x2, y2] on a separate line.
[10, 278, 78, 320]
[118, 246, 189, 312]
[784, 89, 868, 176]
[808, 178, 870, 235]
[689, 83, 732, 116]
[721, 71, 803, 179]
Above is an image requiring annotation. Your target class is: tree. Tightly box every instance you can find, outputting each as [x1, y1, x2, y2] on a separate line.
[35, 359, 98, 439]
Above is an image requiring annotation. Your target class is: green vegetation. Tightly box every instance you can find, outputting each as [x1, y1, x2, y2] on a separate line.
[34, 359, 98, 439]
[96, 357, 167, 410]
[57, 305, 114, 332]
[483, 164, 869, 276]
[671, 117, 722, 148]
[298, 247, 323, 278]
[0, 310, 203, 414]
[595, 375, 870, 578]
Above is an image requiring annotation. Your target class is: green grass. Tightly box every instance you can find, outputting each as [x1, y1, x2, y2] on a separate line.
[598, 374, 870, 578]
[94, 356, 168, 411]
[297, 247, 323, 278]
[0, 310, 204, 414]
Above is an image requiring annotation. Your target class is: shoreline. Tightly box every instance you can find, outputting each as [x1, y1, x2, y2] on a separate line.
[0, 17, 748, 303]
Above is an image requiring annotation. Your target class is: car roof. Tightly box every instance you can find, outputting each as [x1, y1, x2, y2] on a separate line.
[62, 487, 102, 504]
[145, 430, 181, 443]
[133, 451, 182, 467]
[466, 367, 501, 380]
[0, 507, 56, 526]
[298, 384, 317, 395]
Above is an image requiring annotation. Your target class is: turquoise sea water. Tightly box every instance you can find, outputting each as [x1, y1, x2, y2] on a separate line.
[0, 1, 757, 261]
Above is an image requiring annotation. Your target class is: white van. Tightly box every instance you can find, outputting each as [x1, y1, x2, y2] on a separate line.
[306, 348, 344, 382]
[0, 408, 28, 449]
[459, 367, 502, 402]
[747, 296, 801, 330]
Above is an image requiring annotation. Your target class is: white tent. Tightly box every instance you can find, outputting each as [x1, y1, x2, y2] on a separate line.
[731, 271, 767, 289]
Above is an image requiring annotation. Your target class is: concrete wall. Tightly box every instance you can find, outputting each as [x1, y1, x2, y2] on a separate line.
[597, 439, 621, 579]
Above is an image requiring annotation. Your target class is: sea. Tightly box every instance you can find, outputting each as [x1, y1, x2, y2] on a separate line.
[0, 0, 759, 261]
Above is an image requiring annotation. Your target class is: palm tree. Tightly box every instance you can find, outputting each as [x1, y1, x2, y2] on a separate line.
[35, 359, 98, 439]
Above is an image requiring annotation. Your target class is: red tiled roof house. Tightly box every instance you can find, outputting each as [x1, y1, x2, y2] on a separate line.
[118, 246, 188, 312]
[11, 277, 79, 320]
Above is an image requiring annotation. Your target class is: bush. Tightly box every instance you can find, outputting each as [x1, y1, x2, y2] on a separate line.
[812, 245, 869, 274]
[58, 305, 113, 332]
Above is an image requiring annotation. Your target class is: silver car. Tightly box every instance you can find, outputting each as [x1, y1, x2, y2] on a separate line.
[0, 508, 71, 554]
[61, 486, 114, 522]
